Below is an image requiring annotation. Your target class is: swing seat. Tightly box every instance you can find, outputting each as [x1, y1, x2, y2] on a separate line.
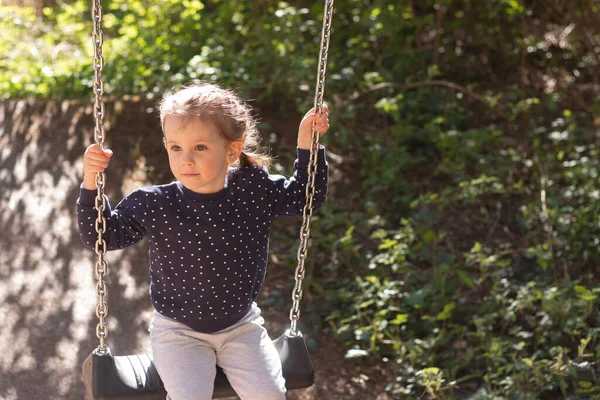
[82, 332, 314, 399]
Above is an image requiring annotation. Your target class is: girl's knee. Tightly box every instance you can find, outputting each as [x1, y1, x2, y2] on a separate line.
[166, 386, 214, 400]
[242, 380, 286, 400]
[245, 389, 286, 400]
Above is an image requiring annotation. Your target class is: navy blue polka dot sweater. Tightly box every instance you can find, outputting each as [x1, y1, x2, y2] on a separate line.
[77, 147, 328, 333]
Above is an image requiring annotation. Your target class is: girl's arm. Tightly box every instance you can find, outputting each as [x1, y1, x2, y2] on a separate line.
[77, 188, 148, 250]
[266, 105, 330, 218]
[265, 146, 329, 219]
[77, 143, 147, 250]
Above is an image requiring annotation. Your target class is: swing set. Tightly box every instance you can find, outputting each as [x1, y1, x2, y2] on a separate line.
[81, 1, 335, 399]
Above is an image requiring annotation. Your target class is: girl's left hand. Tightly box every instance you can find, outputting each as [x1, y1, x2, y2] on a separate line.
[298, 105, 330, 150]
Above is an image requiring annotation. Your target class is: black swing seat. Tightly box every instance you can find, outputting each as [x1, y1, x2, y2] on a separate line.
[82, 332, 314, 399]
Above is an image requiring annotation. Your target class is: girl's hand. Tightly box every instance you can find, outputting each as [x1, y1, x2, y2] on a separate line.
[298, 105, 330, 150]
[82, 144, 113, 190]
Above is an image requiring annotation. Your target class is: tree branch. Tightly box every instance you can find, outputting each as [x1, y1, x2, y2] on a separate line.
[355, 81, 517, 130]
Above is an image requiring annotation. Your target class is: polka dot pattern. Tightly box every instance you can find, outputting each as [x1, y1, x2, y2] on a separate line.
[76, 147, 328, 332]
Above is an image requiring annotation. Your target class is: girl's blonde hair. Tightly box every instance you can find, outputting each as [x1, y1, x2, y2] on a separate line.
[158, 81, 271, 169]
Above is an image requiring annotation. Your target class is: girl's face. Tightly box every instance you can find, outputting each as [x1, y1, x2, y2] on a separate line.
[163, 116, 240, 194]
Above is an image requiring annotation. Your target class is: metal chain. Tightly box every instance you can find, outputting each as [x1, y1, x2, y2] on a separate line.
[92, 0, 109, 355]
[288, 0, 334, 336]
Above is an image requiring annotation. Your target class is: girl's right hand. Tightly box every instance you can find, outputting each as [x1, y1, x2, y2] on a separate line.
[82, 144, 113, 189]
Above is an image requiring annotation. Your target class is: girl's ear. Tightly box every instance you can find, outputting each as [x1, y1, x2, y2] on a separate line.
[228, 141, 243, 164]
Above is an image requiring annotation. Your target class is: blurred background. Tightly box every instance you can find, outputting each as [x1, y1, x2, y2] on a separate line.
[1, 0, 600, 399]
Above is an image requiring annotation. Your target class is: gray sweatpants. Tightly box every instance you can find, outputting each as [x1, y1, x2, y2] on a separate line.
[149, 303, 286, 400]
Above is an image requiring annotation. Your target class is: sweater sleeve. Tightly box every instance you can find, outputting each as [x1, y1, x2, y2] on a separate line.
[76, 186, 148, 250]
[264, 146, 329, 219]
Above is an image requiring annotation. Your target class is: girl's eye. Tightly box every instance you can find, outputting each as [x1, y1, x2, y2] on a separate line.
[195, 145, 207, 151]
[170, 145, 181, 151]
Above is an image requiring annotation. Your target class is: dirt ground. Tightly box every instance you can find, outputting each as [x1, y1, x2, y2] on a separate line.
[0, 99, 396, 400]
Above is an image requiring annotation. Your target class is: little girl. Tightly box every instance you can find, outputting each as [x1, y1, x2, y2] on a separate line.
[77, 82, 329, 400]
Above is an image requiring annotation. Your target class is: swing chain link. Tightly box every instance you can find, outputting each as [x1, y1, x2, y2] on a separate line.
[288, 0, 334, 337]
[92, 0, 109, 355]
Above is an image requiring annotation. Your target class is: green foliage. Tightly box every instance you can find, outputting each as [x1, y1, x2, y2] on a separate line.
[0, 5, 90, 98]
[4, 0, 600, 398]
[0, 0, 327, 104]
[318, 1, 600, 398]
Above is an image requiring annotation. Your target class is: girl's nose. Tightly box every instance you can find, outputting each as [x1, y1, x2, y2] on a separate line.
[180, 151, 194, 166]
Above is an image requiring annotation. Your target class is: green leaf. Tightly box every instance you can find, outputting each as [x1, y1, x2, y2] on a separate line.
[436, 301, 456, 320]
[379, 238, 397, 250]
[422, 230, 437, 243]
[391, 314, 409, 325]
[405, 285, 431, 309]
[456, 270, 475, 290]
[365, 276, 378, 285]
